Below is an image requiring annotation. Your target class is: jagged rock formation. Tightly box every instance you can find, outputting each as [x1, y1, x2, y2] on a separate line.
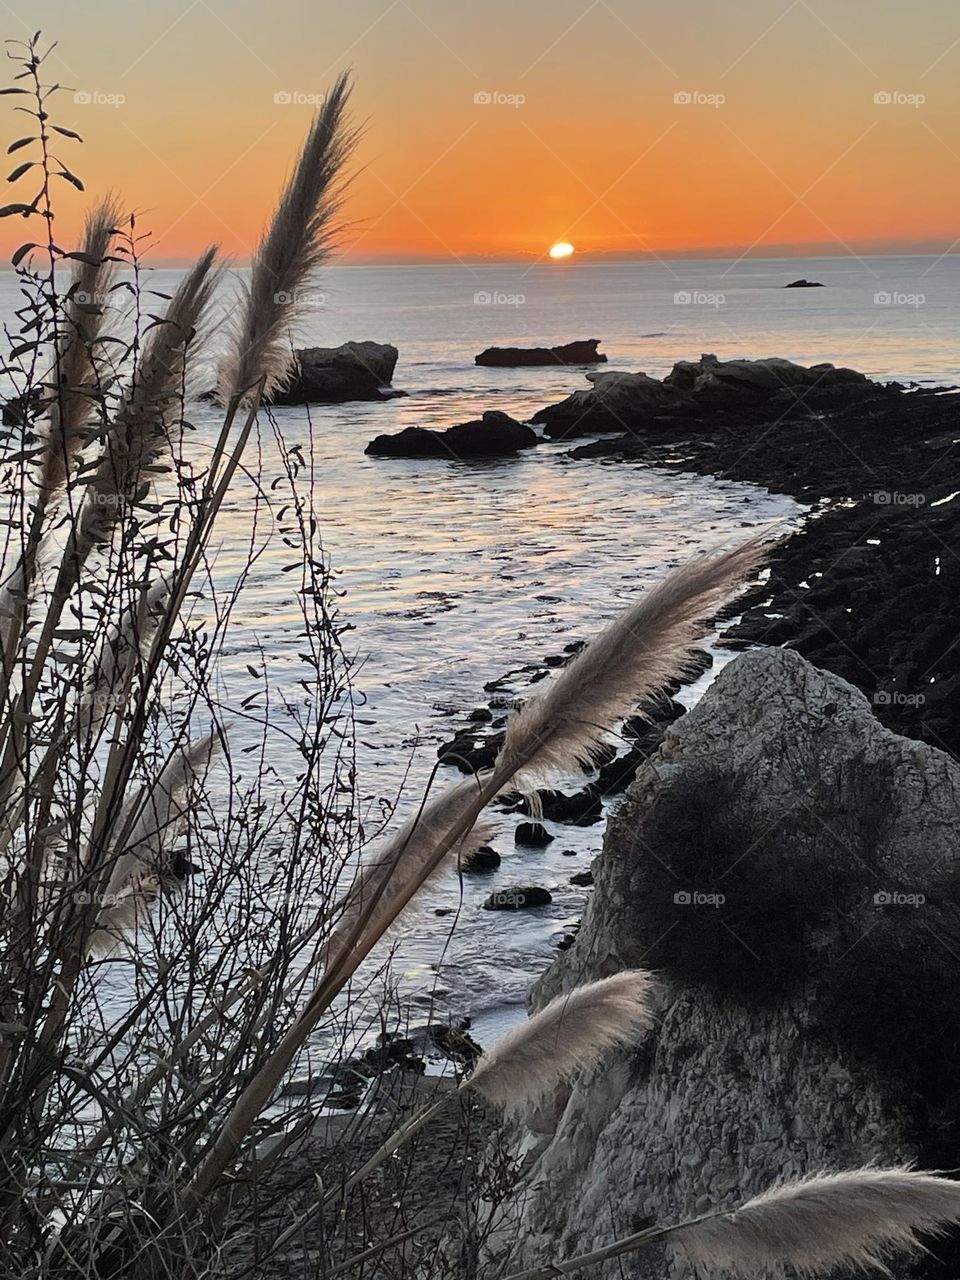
[532, 353, 868, 437]
[478, 649, 960, 1280]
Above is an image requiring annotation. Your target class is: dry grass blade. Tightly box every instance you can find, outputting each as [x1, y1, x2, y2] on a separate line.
[324, 776, 491, 966]
[217, 72, 355, 405]
[42, 195, 121, 494]
[88, 733, 219, 955]
[497, 535, 771, 786]
[675, 1166, 960, 1278]
[80, 576, 169, 734]
[466, 970, 656, 1111]
[80, 246, 219, 552]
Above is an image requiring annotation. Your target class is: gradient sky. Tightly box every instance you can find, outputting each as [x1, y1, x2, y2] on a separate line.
[4, 0, 960, 264]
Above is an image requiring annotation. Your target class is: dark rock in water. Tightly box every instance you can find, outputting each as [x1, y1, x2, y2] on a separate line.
[468, 707, 493, 723]
[569, 870, 594, 887]
[366, 411, 538, 459]
[533, 370, 684, 439]
[476, 339, 606, 367]
[438, 726, 504, 773]
[410, 1020, 482, 1067]
[270, 341, 399, 405]
[483, 885, 552, 911]
[3, 388, 45, 427]
[784, 278, 824, 288]
[519, 787, 603, 826]
[515, 822, 554, 847]
[665, 353, 867, 409]
[463, 845, 501, 872]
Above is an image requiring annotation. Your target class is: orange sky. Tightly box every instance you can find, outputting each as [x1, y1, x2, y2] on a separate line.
[4, 0, 960, 264]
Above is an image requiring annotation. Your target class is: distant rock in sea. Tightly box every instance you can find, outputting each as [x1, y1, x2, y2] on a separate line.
[475, 339, 607, 367]
[365, 410, 538, 459]
[269, 341, 401, 404]
[784, 278, 824, 287]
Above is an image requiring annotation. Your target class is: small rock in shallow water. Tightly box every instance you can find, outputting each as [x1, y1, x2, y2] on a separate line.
[570, 870, 594, 887]
[483, 885, 552, 911]
[515, 821, 554, 847]
[464, 846, 501, 872]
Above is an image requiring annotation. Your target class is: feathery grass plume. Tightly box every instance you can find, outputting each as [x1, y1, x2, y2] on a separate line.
[88, 733, 219, 955]
[324, 777, 491, 966]
[674, 1166, 960, 1279]
[79, 576, 170, 734]
[79, 246, 220, 552]
[466, 970, 656, 1111]
[41, 196, 121, 495]
[496, 536, 771, 786]
[216, 72, 355, 405]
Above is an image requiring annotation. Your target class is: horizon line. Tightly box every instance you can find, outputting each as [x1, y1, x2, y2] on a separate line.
[8, 245, 956, 271]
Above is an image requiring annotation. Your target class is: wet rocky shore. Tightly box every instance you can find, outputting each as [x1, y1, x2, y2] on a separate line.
[559, 360, 960, 758]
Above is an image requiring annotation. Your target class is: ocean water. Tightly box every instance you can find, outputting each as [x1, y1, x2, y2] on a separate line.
[5, 254, 955, 1051]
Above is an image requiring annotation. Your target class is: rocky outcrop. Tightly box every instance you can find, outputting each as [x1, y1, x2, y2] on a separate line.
[479, 649, 960, 1279]
[785, 278, 824, 287]
[532, 353, 870, 437]
[664, 352, 866, 407]
[565, 373, 960, 757]
[475, 339, 606, 367]
[365, 410, 538, 459]
[270, 341, 399, 404]
[533, 369, 686, 437]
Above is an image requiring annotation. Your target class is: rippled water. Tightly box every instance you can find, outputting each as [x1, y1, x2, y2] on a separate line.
[9, 253, 957, 1048]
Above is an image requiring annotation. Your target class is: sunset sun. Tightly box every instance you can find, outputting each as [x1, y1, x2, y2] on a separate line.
[549, 241, 575, 260]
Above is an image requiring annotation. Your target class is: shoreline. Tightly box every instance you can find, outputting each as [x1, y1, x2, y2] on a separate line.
[558, 376, 960, 758]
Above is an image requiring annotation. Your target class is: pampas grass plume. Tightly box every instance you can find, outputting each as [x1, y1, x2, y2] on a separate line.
[497, 536, 770, 786]
[466, 970, 656, 1111]
[675, 1166, 960, 1278]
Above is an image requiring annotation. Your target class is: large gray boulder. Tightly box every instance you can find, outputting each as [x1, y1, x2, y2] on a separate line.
[479, 649, 960, 1280]
[270, 341, 399, 404]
